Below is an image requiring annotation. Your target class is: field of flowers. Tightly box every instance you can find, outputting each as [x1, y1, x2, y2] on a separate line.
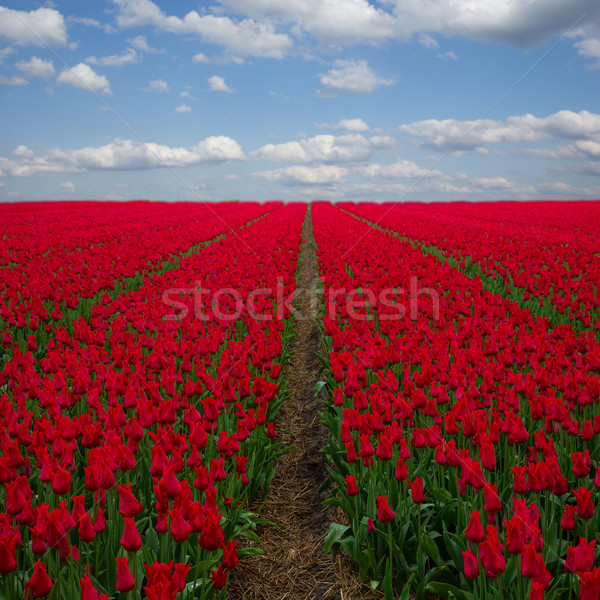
[1, 199, 600, 599]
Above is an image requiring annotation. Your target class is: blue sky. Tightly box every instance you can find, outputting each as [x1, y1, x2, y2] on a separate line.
[0, 0, 599, 203]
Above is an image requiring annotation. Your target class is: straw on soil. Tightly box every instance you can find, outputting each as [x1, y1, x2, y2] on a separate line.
[228, 207, 383, 600]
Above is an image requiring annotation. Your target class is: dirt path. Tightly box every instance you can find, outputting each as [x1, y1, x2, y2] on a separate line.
[229, 206, 382, 600]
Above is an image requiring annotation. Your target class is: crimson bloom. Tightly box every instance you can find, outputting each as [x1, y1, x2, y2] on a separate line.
[345, 475, 359, 496]
[376, 496, 395, 523]
[222, 539, 239, 569]
[116, 556, 135, 593]
[462, 548, 479, 579]
[560, 504, 576, 532]
[0, 534, 18, 573]
[117, 482, 143, 517]
[465, 511, 485, 544]
[574, 487, 595, 520]
[409, 477, 425, 504]
[25, 561, 53, 598]
[120, 517, 142, 552]
[564, 537, 596, 574]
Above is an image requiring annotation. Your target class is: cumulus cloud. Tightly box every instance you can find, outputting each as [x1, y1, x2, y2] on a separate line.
[251, 133, 395, 164]
[193, 53, 244, 65]
[0, 137, 244, 176]
[399, 110, 600, 153]
[174, 104, 191, 113]
[574, 36, 600, 68]
[112, 0, 293, 58]
[0, 6, 68, 47]
[67, 16, 116, 34]
[127, 35, 163, 53]
[437, 51, 458, 61]
[86, 48, 140, 67]
[0, 75, 28, 86]
[57, 63, 112, 95]
[141, 78, 170, 93]
[357, 160, 443, 179]
[220, 0, 396, 45]
[219, 0, 600, 49]
[316, 118, 370, 132]
[208, 75, 234, 92]
[59, 181, 76, 194]
[317, 60, 394, 95]
[418, 33, 439, 48]
[0, 47, 15, 65]
[15, 57, 55, 79]
[253, 164, 348, 185]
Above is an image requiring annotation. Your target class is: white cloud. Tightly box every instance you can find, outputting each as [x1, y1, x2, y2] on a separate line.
[418, 33, 439, 48]
[57, 63, 112, 95]
[208, 75, 234, 93]
[0, 47, 15, 64]
[127, 35, 163, 53]
[253, 164, 348, 185]
[574, 36, 600, 69]
[179, 90, 197, 100]
[251, 133, 395, 164]
[192, 52, 244, 65]
[357, 160, 442, 179]
[389, 0, 600, 47]
[575, 37, 600, 57]
[220, 0, 600, 48]
[0, 136, 244, 176]
[142, 78, 170, 93]
[113, 0, 293, 58]
[67, 16, 116, 34]
[437, 51, 458, 61]
[0, 75, 28, 86]
[15, 57, 55, 79]
[174, 104, 191, 113]
[317, 60, 394, 95]
[399, 110, 600, 153]
[316, 118, 370, 132]
[0, 6, 67, 47]
[219, 0, 397, 45]
[59, 181, 76, 194]
[86, 48, 139, 67]
[13, 145, 34, 158]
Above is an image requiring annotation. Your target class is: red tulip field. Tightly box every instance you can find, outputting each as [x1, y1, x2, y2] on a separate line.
[1, 199, 600, 599]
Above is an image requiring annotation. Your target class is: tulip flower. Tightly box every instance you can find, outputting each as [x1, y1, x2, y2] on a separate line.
[462, 548, 479, 579]
[120, 517, 142, 552]
[376, 496, 395, 523]
[116, 556, 135, 593]
[25, 561, 53, 598]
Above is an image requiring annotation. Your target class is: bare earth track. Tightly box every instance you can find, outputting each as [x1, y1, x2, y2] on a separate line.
[229, 208, 383, 600]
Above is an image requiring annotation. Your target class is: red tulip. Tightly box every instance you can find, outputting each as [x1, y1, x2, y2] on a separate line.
[80, 574, 99, 600]
[376, 496, 395, 523]
[25, 561, 53, 598]
[564, 537, 596, 573]
[117, 482, 143, 517]
[465, 511, 485, 544]
[574, 487, 595, 520]
[345, 475, 359, 497]
[505, 517, 526, 555]
[222, 539, 239, 569]
[116, 556, 135, 593]
[521, 543, 541, 578]
[409, 477, 425, 504]
[462, 548, 479, 579]
[210, 564, 228, 590]
[560, 504, 576, 532]
[120, 517, 142, 552]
